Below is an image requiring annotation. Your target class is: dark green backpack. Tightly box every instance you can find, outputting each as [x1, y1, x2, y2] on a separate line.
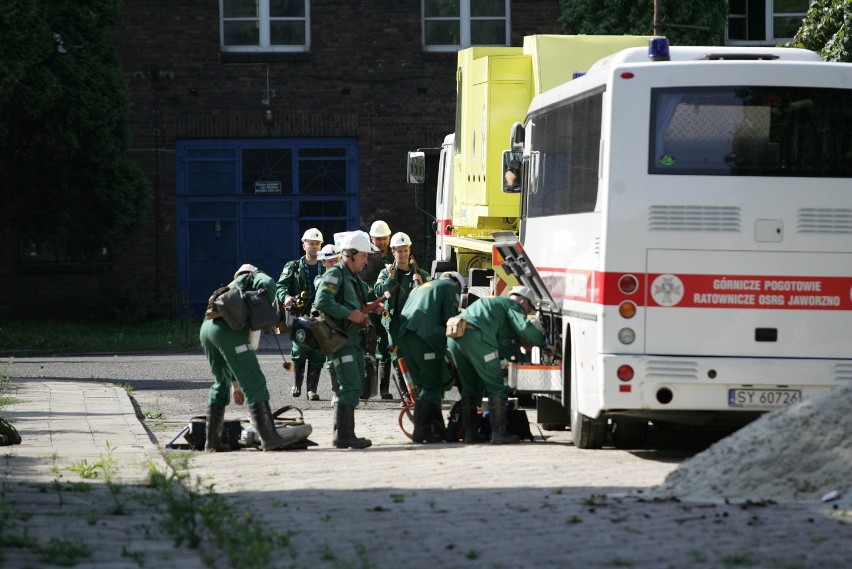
[0, 416, 21, 445]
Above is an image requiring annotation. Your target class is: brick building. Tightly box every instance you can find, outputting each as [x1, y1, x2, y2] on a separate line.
[1, 1, 562, 319]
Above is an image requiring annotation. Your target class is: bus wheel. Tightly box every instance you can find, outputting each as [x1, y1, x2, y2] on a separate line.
[612, 419, 649, 449]
[571, 411, 606, 449]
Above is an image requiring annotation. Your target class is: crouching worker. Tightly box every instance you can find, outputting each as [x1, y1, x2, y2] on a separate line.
[447, 285, 546, 444]
[200, 264, 291, 452]
[395, 271, 464, 443]
[314, 231, 377, 449]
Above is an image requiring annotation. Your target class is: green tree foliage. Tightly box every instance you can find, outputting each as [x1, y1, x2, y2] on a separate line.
[0, 0, 149, 260]
[559, 0, 729, 46]
[788, 0, 852, 62]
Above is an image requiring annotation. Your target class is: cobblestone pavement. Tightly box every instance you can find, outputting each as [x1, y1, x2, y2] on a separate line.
[1, 356, 849, 569]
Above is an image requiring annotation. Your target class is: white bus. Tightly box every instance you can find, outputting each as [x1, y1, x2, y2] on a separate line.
[507, 39, 852, 449]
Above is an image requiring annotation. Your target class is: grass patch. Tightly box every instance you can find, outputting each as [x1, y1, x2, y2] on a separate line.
[0, 319, 201, 356]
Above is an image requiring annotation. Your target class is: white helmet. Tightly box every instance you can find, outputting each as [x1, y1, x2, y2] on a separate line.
[234, 263, 258, 279]
[439, 271, 465, 290]
[390, 232, 412, 248]
[302, 228, 323, 242]
[317, 244, 340, 260]
[340, 230, 376, 254]
[369, 220, 391, 237]
[509, 285, 535, 305]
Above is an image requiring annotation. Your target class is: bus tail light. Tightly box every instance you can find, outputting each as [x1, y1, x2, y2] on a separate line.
[617, 365, 634, 381]
[619, 301, 637, 318]
[618, 274, 638, 294]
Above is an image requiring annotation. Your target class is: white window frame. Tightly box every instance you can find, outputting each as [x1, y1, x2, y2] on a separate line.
[726, 0, 811, 46]
[220, 0, 310, 53]
[422, 0, 510, 52]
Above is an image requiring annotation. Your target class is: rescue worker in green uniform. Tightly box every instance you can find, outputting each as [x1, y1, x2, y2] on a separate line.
[447, 285, 546, 444]
[315, 231, 378, 449]
[277, 228, 326, 401]
[200, 264, 290, 451]
[375, 231, 430, 350]
[359, 220, 395, 398]
[395, 271, 464, 443]
[315, 243, 341, 405]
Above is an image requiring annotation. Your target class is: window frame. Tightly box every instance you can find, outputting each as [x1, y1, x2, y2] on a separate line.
[726, 0, 811, 46]
[422, 0, 510, 52]
[220, 0, 311, 53]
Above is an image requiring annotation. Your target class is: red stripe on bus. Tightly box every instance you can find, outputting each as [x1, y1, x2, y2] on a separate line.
[536, 268, 852, 310]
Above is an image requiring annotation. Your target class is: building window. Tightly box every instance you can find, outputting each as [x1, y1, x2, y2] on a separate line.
[220, 0, 309, 52]
[423, 0, 509, 52]
[727, 0, 810, 45]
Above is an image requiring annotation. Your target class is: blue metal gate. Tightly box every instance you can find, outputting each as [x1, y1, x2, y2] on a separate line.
[176, 138, 359, 315]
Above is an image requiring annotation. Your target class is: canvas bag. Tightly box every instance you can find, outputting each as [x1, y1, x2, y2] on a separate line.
[244, 288, 278, 331]
[210, 286, 249, 330]
[445, 316, 467, 338]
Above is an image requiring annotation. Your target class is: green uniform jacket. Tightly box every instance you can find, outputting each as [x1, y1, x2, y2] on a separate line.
[375, 264, 430, 341]
[397, 280, 460, 353]
[276, 256, 324, 316]
[461, 296, 545, 351]
[314, 261, 375, 341]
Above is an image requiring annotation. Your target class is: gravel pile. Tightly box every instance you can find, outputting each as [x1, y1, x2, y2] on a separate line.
[651, 382, 852, 503]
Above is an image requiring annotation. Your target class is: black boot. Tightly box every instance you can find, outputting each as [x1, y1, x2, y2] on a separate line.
[461, 396, 485, 444]
[379, 362, 393, 399]
[249, 401, 290, 451]
[291, 360, 305, 397]
[431, 402, 449, 442]
[411, 400, 443, 444]
[332, 404, 372, 449]
[306, 363, 322, 401]
[205, 404, 231, 452]
[489, 396, 520, 445]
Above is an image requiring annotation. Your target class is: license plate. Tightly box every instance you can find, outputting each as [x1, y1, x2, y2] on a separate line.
[728, 388, 802, 409]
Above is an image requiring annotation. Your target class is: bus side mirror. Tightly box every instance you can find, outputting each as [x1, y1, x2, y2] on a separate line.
[509, 122, 525, 151]
[407, 151, 426, 184]
[502, 150, 522, 194]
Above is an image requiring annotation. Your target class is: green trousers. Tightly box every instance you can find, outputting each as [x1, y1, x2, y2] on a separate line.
[396, 333, 452, 406]
[446, 328, 509, 402]
[330, 344, 367, 407]
[291, 337, 326, 366]
[200, 318, 270, 406]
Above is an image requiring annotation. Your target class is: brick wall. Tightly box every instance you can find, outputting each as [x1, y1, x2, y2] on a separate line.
[0, 0, 562, 320]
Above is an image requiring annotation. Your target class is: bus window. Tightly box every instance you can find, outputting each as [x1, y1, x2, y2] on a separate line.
[649, 86, 852, 178]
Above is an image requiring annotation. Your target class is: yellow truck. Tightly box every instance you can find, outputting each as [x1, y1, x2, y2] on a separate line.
[407, 35, 654, 299]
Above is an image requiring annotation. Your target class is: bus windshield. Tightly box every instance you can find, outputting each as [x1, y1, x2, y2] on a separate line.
[649, 86, 852, 178]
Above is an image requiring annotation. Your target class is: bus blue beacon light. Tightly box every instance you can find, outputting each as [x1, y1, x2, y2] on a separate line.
[648, 37, 670, 61]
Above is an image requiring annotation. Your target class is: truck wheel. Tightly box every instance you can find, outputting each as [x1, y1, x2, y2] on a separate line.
[612, 419, 649, 449]
[571, 411, 607, 449]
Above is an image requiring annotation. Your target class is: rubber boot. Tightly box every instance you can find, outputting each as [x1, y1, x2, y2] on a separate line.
[291, 360, 305, 397]
[306, 363, 322, 401]
[249, 401, 291, 451]
[461, 395, 484, 444]
[411, 400, 444, 444]
[489, 396, 520, 445]
[379, 362, 393, 399]
[330, 369, 339, 405]
[431, 402, 449, 442]
[332, 404, 372, 449]
[204, 403, 231, 452]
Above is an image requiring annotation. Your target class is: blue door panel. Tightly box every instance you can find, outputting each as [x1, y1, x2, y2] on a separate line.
[177, 137, 359, 316]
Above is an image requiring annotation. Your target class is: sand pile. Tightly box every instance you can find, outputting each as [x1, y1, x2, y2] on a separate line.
[651, 382, 852, 503]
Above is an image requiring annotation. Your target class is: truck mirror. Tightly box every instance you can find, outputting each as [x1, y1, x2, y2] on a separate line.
[502, 150, 522, 193]
[407, 152, 427, 184]
[509, 122, 525, 151]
